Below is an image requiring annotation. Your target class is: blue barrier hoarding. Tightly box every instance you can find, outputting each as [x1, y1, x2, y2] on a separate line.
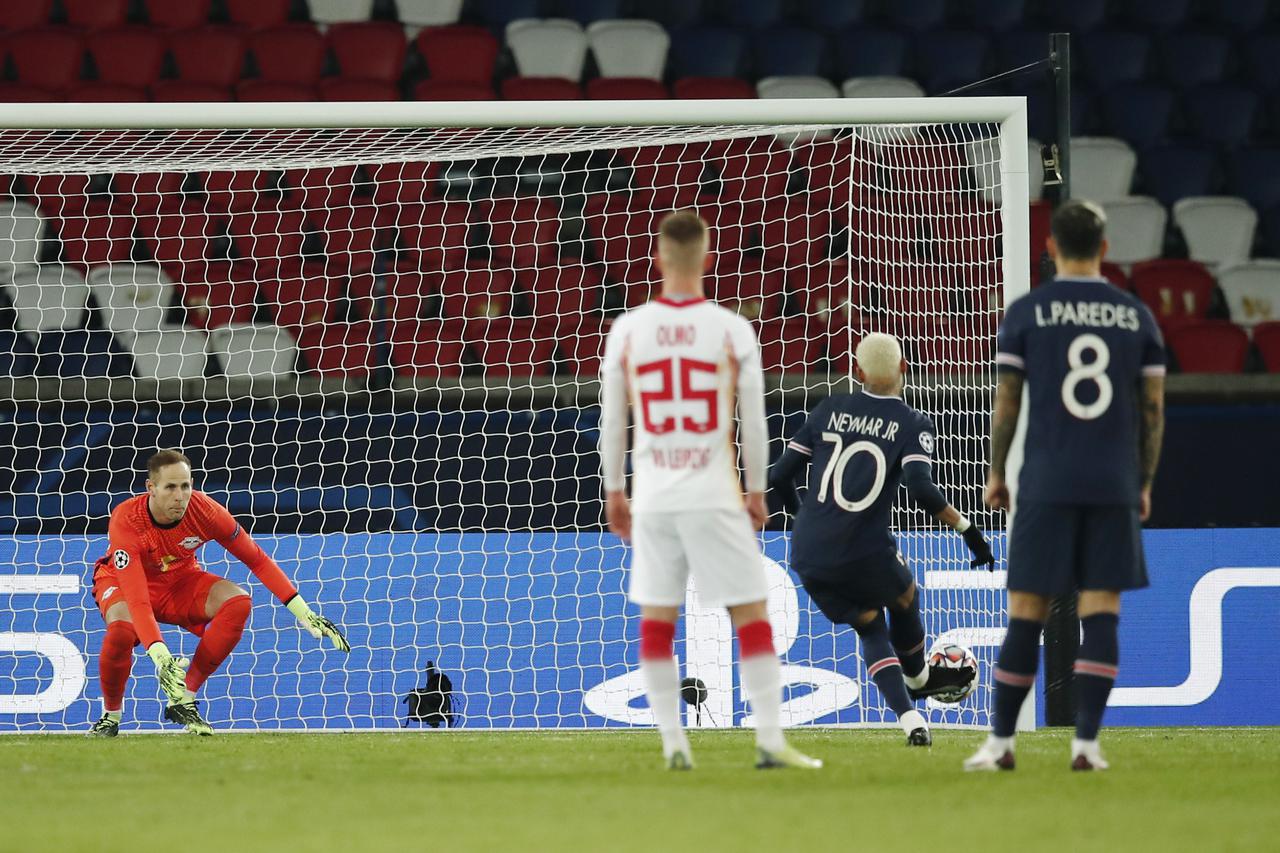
[1, 529, 1277, 730]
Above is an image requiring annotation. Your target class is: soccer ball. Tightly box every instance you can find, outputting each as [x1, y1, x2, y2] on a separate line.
[926, 642, 979, 703]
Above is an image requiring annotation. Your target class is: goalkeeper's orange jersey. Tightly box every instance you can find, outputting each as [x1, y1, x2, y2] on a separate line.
[93, 491, 297, 647]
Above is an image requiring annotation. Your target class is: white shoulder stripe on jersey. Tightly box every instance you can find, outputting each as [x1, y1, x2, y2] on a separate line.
[787, 441, 812, 455]
[902, 454, 931, 466]
[994, 352, 1025, 368]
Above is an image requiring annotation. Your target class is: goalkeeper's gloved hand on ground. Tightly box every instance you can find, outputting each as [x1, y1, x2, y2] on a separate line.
[287, 596, 352, 652]
[146, 642, 190, 704]
[962, 525, 996, 570]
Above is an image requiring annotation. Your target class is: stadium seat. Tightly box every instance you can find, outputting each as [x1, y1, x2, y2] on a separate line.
[66, 83, 147, 102]
[225, 0, 291, 29]
[668, 27, 745, 79]
[1216, 261, 1280, 328]
[1130, 259, 1215, 330]
[247, 26, 326, 85]
[86, 263, 176, 334]
[8, 28, 85, 92]
[756, 318, 819, 372]
[367, 161, 439, 206]
[0, 200, 46, 280]
[1078, 31, 1150, 88]
[151, 82, 231, 101]
[709, 137, 791, 204]
[284, 164, 361, 211]
[1101, 84, 1175, 150]
[751, 27, 827, 79]
[1166, 321, 1249, 372]
[439, 265, 515, 319]
[841, 76, 924, 99]
[207, 323, 296, 377]
[309, 0, 376, 25]
[833, 27, 908, 79]
[169, 27, 247, 88]
[622, 147, 703, 206]
[1070, 137, 1136, 204]
[733, 0, 787, 29]
[463, 317, 555, 377]
[478, 197, 560, 267]
[556, 315, 608, 375]
[966, 0, 1026, 31]
[0, 329, 37, 377]
[758, 76, 839, 100]
[1100, 261, 1129, 289]
[1138, 146, 1220, 208]
[87, 28, 166, 89]
[314, 203, 392, 274]
[1046, 0, 1110, 33]
[1182, 86, 1260, 149]
[709, 263, 785, 320]
[0, 0, 51, 31]
[26, 174, 93, 219]
[886, 0, 946, 29]
[0, 84, 58, 102]
[1100, 197, 1167, 266]
[583, 193, 662, 285]
[1172, 197, 1257, 269]
[178, 263, 259, 329]
[559, 0, 625, 25]
[506, 19, 588, 80]
[586, 78, 667, 99]
[390, 319, 468, 377]
[111, 172, 186, 216]
[472, 0, 541, 29]
[1125, 0, 1193, 30]
[118, 329, 207, 379]
[673, 77, 754, 99]
[139, 203, 217, 278]
[587, 20, 669, 80]
[56, 202, 137, 270]
[414, 80, 495, 100]
[1243, 34, 1280, 92]
[32, 329, 131, 378]
[64, 0, 129, 29]
[236, 81, 317, 101]
[5, 265, 90, 331]
[913, 31, 989, 94]
[296, 320, 375, 376]
[801, 0, 866, 30]
[1156, 33, 1229, 88]
[965, 137, 1043, 205]
[143, 0, 212, 29]
[259, 270, 336, 330]
[328, 22, 407, 83]
[501, 77, 582, 100]
[394, 0, 464, 30]
[645, 0, 707, 30]
[415, 25, 500, 83]
[521, 264, 604, 322]
[1209, 0, 1270, 30]
[318, 79, 400, 100]
[758, 199, 833, 268]
[1253, 321, 1280, 371]
[228, 208, 308, 273]
[1229, 149, 1280, 214]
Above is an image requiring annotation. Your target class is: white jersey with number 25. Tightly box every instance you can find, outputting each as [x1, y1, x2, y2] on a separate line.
[599, 296, 768, 513]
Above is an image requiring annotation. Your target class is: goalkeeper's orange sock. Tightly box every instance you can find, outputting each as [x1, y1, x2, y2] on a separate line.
[100, 621, 137, 713]
[186, 595, 250, 693]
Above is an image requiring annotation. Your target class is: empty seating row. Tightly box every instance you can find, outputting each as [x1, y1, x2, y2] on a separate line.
[0, 1, 465, 32]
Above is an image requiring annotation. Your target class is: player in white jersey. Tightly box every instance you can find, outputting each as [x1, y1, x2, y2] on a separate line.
[599, 211, 821, 771]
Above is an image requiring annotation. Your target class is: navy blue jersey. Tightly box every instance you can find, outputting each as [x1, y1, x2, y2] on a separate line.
[785, 391, 936, 572]
[997, 277, 1166, 505]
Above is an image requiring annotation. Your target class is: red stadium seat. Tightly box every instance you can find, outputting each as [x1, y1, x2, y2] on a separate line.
[1099, 261, 1129, 289]
[479, 196, 561, 268]
[87, 28, 166, 88]
[0, 0, 52, 30]
[673, 77, 756, 99]
[439, 265, 515, 319]
[390, 319, 468, 378]
[56, 202, 138, 270]
[583, 193, 662, 286]
[1131, 258, 1216, 330]
[229, 209, 308, 272]
[1254, 321, 1280, 372]
[66, 83, 147, 102]
[461, 317, 555, 377]
[139, 203, 218, 279]
[759, 198, 834, 267]
[559, 316, 610, 375]
[521, 265, 604, 321]
[1166, 321, 1250, 373]
[284, 165, 361, 211]
[177, 262, 258, 330]
[355, 269, 431, 322]
[202, 170, 267, 214]
[248, 25, 326, 85]
[26, 174, 93, 218]
[151, 82, 231, 102]
[1029, 199, 1052, 283]
[8, 28, 84, 92]
[708, 262, 785, 320]
[112, 172, 186, 216]
[415, 26, 499, 83]
[328, 22, 406, 83]
[65, 0, 129, 29]
[260, 269, 337, 331]
[413, 80, 495, 101]
[367, 161, 440, 206]
[169, 27, 247, 87]
[501, 77, 582, 100]
[909, 319, 998, 372]
[398, 201, 471, 272]
[0, 84, 58, 102]
[313, 202, 393, 274]
[587, 78, 669, 99]
[236, 81, 316, 101]
[709, 136, 791, 204]
[144, 0, 212, 29]
[297, 320, 377, 377]
[625, 146, 703, 207]
[318, 79, 400, 101]
[789, 259, 854, 319]
[226, 0, 291, 29]
[757, 318, 820, 372]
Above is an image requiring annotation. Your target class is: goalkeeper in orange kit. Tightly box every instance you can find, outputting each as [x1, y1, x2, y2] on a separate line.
[87, 449, 350, 736]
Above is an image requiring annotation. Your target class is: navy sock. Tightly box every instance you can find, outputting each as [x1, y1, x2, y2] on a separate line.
[1074, 613, 1119, 741]
[888, 594, 926, 678]
[857, 614, 914, 717]
[993, 618, 1042, 738]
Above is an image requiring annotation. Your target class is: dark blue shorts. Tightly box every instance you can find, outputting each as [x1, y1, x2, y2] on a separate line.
[1007, 500, 1149, 595]
[793, 547, 914, 626]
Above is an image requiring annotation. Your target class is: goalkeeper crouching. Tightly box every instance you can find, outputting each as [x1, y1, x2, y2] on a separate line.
[87, 450, 350, 737]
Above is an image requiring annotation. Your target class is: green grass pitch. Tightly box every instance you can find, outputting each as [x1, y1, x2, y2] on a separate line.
[1, 728, 1276, 852]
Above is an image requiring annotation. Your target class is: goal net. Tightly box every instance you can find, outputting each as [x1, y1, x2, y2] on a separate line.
[0, 99, 1028, 731]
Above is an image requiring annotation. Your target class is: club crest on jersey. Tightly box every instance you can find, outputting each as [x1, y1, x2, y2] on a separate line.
[112, 549, 130, 570]
[919, 432, 935, 454]
[180, 536, 202, 550]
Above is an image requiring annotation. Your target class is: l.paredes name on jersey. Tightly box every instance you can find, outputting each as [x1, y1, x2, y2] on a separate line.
[1034, 300, 1141, 330]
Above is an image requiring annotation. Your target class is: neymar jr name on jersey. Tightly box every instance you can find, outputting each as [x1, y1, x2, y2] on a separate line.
[825, 411, 901, 442]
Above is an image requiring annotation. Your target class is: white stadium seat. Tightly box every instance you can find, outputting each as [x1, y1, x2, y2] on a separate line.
[1216, 260, 1280, 327]
[841, 76, 925, 99]
[87, 263, 176, 334]
[307, 0, 376, 25]
[1070, 137, 1137, 203]
[0, 199, 46, 282]
[964, 136, 1044, 204]
[394, 0, 462, 31]
[6, 264, 89, 331]
[1101, 196, 1167, 266]
[507, 19, 589, 80]
[1173, 196, 1258, 269]
[208, 323, 298, 378]
[758, 75, 840, 99]
[587, 20, 670, 80]
[120, 330, 207, 381]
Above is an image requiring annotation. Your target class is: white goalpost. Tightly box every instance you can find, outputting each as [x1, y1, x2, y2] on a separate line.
[0, 97, 1028, 731]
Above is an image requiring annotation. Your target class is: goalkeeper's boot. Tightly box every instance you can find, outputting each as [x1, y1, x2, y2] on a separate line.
[907, 727, 932, 747]
[87, 714, 120, 738]
[907, 663, 977, 701]
[756, 742, 823, 770]
[165, 700, 214, 736]
[963, 736, 1016, 772]
[1071, 739, 1109, 771]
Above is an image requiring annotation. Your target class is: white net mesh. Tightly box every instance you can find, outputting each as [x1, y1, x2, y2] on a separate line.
[0, 114, 1015, 731]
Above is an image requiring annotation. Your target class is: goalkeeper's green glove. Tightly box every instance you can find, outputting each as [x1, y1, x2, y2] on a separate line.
[286, 596, 351, 652]
[146, 642, 190, 704]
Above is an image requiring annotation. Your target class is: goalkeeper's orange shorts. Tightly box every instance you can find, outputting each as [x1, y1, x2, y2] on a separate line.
[92, 563, 225, 635]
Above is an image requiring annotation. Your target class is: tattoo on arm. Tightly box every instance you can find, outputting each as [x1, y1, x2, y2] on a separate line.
[990, 372, 1024, 478]
[1138, 375, 1165, 488]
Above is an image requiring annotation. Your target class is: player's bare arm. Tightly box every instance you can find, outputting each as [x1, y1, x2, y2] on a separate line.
[986, 371, 1024, 510]
[1137, 374, 1165, 521]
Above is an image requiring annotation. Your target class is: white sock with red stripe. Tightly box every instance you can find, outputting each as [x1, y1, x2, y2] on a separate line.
[639, 619, 687, 756]
[737, 620, 785, 752]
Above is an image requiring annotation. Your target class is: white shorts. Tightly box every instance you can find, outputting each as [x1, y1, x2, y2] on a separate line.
[628, 508, 767, 608]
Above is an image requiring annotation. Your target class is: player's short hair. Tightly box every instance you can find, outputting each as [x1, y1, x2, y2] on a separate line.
[147, 449, 192, 480]
[855, 332, 903, 383]
[657, 210, 709, 273]
[1050, 199, 1107, 261]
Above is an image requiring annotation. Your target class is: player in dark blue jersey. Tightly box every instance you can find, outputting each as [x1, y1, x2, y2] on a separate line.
[965, 200, 1166, 772]
[771, 332, 995, 746]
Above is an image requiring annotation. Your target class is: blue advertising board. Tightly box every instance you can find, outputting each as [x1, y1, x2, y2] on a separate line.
[1, 529, 1277, 731]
